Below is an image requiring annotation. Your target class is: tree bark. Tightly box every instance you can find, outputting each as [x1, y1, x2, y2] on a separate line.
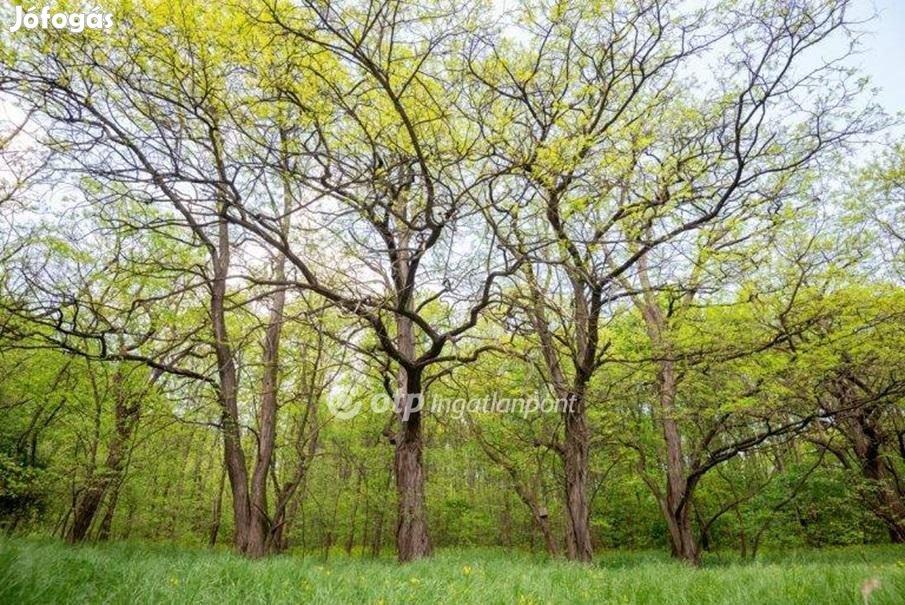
[245, 161, 296, 557]
[211, 206, 252, 553]
[394, 361, 431, 561]
[562, 395, 592, 561]
[95, 477, 122, 541]
[847, 408, 905, 542]
[525, 267, 595, 561]
[390, 219, 432, 562]
[246, 252, 288, 557]
[67, 484, 105, 543]
[641, 300, 700, 565]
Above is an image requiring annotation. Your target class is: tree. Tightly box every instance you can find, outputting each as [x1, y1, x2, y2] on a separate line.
[224, 0, 521, 560]
[800, 286, 905, 542]
[470, 0, 875, 561]
[0, 1, 335, 556]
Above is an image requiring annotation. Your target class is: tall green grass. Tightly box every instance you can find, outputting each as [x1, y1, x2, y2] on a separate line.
[1, 538, 903, 604]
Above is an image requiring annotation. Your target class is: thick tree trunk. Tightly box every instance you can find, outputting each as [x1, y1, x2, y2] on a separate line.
[394, 424, 430, 561]
[854, 417, 905, 542]
[563, 397, 592, 562]
[661, 496, 699, 564]
[67, 484, 106, 543]
[389, 219, 432, 564]
[393, 319, 431, 562]
[829, 395, 905, 544]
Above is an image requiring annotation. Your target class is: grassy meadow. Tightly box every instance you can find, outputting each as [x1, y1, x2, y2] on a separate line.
[1, 538, 904, 605]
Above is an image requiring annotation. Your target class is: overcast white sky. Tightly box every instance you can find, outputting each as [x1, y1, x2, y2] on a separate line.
[850, 0, 905, 117]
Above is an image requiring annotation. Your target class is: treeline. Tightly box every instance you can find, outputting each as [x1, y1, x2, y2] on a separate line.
[0, 0, 903, 566]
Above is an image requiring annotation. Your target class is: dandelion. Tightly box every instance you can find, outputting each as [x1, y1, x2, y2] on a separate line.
[462, 565, 472, 577]
[168, 577, 179, 586]
[409, 576, 421, 585]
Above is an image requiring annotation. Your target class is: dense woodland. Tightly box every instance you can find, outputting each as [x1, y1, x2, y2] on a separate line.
[0, 0, 904, 568]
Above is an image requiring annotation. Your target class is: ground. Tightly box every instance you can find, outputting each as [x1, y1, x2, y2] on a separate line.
[1, 538, 904, 604]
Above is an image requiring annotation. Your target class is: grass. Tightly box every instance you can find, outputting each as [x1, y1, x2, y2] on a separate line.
[1, 538, 904, 604]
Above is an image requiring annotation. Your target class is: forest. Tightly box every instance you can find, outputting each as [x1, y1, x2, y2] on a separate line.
[1, 0, 904, 603]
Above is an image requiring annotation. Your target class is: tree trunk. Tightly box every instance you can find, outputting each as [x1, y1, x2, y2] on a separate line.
[266, 388, 321, 554]
[536, 509, 559, 556]
[245, 284, 286, 557]
[95, 478, 122, 541]
[658, 367, 700, 565]
[215, 334, 251, 554]
[877, 483, 905, 543]
[246, 184, 291, 557]
[67, 484, 106, 543]
[832, 396, 905, 544]
[388, 215, 432, 564]
[394, 428, 430, 561]
[662, 497, 699, 564]
[394, 355, 431, 562]
[855, 418, 905, 542]
[67, 370, 139, 543]
[525, 266, 596, 562]
[211, 208, 252, 553]
[641, 300, 700, 565]
[562, 395, 592, 562]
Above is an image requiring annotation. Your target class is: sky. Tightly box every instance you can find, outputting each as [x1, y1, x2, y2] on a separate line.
[847, 0, 905, 117]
